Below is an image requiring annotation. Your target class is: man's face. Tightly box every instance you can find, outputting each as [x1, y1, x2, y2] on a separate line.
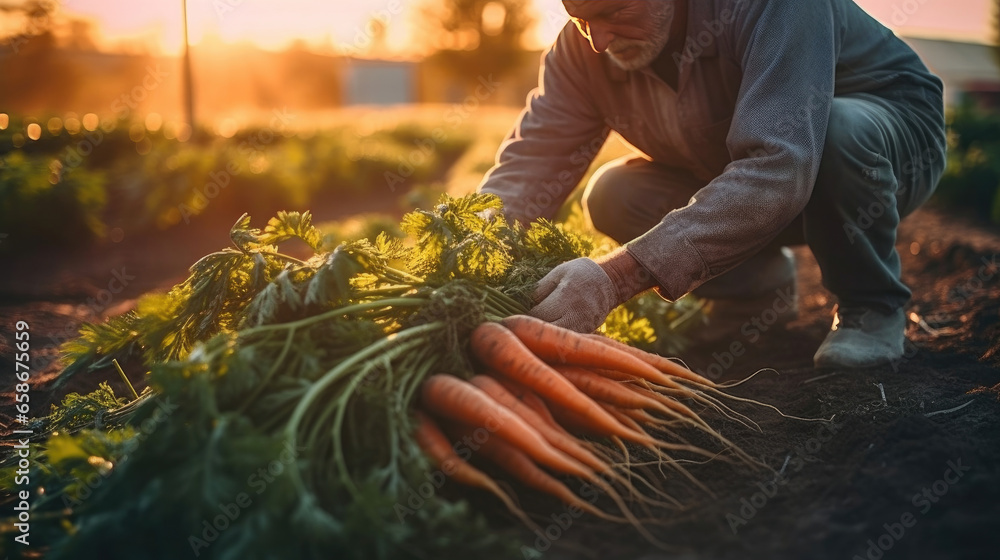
[563, 0, 677, 71]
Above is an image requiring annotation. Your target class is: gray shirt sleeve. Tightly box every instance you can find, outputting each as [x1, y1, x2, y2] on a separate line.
[627, 0, 837, 300]
[477, 25, 610, 224]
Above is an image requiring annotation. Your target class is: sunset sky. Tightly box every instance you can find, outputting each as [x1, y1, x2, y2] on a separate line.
[14, 0, 997, 55]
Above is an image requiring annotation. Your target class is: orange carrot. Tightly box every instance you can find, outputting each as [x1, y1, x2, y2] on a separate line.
[555, 366, 714, 457]
[603, 407, 716, 497]
[494, 375, 622, 465]
[422, 375, 667, 546]
[548, 400, 613, 437]
[420, 374, 593, 479]
[598, 403, 720, 461]
[595, 371, 755, 442]
[492, 377, 563, 428]
[500, 315, 692, 393]
[499, 317, 764, 467]
[589, 368, 710, 427]
[596, 367, 764, 436]
[592, 368, 645, 384]
[582, 333, 718, 387]
[492, 377, 560, 425]
[554, 365, 684, 413]
[478, 358, 683, 460]
[598, 401, 649, 433]
[412, 411, 538, 530]
[459, 376, 666, 500]
[469, 375, 613, 474]
[620, 385, 756, 466]
[469, 322, 641, 443]
[491, 377, 574, 435]
[446, 422, 626, 523]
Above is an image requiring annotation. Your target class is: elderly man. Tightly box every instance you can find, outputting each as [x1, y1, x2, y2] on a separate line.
[476, 0, 946, 369]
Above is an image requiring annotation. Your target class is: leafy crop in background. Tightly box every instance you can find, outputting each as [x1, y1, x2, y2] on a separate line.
[0, 151, 107, 250]
[934, 101, 1000, 224]
[0, 115, 476, 252]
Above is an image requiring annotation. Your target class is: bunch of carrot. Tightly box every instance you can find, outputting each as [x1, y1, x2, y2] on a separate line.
[22, 199, 782, 559]
[414, 315, 763, 542]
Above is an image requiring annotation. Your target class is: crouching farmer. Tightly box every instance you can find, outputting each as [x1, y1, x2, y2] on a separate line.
[477, 0, 946, 369]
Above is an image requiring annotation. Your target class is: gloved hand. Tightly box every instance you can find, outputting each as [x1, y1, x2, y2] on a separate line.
[528, 258, 618, 333]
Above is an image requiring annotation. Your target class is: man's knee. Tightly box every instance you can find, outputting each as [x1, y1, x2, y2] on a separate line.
[582, 161, 632, 238]
[814, 98, 895, 210]
[822, 98, 889, 170]
[583, 158, 700, 243]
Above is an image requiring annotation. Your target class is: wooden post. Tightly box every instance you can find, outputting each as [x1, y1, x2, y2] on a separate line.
[181, 0, 195, 134]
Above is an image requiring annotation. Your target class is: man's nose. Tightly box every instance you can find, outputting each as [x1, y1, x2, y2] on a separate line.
[588, 25, 615, 53]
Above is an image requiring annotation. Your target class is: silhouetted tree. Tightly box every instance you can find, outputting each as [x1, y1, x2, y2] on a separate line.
[0, 1, 84, 111]
[0, 0, 57, 49]
[64, 19, 97, 51]
[418, 0, 535, 83]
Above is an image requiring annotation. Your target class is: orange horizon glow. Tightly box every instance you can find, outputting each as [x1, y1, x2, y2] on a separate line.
[5, 0, 995, 57]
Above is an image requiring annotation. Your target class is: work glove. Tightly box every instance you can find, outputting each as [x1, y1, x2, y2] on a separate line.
[529, 258, 618, 333]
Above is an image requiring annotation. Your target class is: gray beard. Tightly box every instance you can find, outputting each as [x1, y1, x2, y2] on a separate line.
[606, 2, 675, 71]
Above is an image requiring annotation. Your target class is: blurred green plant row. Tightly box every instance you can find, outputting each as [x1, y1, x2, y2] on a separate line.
[933, 102, 1000, 225]
[0, 114, 473, 251]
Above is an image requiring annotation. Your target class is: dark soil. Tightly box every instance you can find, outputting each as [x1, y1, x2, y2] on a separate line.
[1, 204, 998, 560]
[540, 206, 1000, 560]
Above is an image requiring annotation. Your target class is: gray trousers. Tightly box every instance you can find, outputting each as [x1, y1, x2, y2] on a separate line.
[583, 94, 946, 312]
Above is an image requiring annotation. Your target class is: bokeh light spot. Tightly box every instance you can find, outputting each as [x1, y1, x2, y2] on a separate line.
[145, 112, 163, 132]
[482, 2, 507, 36]
[82, 113, 99, 131]
[218, 119, 239, 139]
[64, 117, 81, 134]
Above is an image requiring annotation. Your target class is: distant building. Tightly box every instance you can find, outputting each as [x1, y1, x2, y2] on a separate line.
[416, 50, 542, 107]
[339, 53, 542, 108]
[903, 37, 1000, 109]
[341, 58, 417, 106]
